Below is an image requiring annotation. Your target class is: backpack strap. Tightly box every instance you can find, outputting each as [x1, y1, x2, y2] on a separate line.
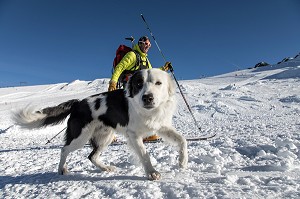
[132, 50, 140, 71]
[132, 50, 149, 70]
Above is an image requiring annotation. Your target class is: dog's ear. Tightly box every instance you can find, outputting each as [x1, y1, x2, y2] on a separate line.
[126, 70, 141, 98]
[168, 74, 176, 96]
[126, 76, 134, 98]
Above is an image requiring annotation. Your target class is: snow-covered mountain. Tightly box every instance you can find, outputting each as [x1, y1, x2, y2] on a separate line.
[0, 55, 300, 198]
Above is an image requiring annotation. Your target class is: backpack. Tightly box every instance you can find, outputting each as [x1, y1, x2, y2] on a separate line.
[112, 45, 133, 69]
[112, 44, 148, 88]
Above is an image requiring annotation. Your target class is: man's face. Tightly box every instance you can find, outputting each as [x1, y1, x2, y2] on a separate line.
[139, 39, 151, 53]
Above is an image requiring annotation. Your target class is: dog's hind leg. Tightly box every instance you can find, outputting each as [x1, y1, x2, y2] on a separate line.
[158, 126, 188, 169]
[58, 122, 95, 175]
[88, 127, 115, 172]
[58, 145, 72, 175]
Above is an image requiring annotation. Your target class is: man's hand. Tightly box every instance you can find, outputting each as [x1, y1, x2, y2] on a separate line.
[108, 80, 117, 91]
[162, 61, 172, 71]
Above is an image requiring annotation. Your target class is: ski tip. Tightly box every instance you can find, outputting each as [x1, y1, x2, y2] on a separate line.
[186, 133, 217, 141]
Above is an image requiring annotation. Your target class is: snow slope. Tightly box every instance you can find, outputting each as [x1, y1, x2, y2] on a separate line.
[1, 57, 300, 198]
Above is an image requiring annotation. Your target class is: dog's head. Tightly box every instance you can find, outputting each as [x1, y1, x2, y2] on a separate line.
[126, 68, 176, 110]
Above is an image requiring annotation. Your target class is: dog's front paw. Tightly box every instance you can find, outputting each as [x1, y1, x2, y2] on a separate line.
[147, 170, 161, 180]
[58, 167, 69, 175]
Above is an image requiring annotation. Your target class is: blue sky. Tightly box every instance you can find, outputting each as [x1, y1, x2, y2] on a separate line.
[0, 0, 299, 87]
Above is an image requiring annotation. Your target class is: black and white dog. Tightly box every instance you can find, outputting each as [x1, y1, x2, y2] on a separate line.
[13, 68, 188, 180]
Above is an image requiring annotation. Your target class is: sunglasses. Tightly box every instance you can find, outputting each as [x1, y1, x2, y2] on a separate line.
[139, 41, 151, 47]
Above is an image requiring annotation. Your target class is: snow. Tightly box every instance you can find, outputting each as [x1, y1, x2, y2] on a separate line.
[1, 58, 300, 198]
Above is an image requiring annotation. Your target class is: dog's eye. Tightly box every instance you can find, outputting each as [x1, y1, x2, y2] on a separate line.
[155, 81, 162, 86]
[137, 79, 144, 88]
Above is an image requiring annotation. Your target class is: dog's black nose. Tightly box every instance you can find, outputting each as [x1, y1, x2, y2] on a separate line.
[142, 94, 154, 104]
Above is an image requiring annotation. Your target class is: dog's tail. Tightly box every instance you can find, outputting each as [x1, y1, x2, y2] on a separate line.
[12, 99, 79, 129]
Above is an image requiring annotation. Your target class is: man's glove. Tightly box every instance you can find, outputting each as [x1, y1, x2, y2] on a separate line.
[161, 61, 172, 71]
[108, 80, 117, 91]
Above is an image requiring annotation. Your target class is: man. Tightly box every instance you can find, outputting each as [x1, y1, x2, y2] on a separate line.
[108, 36, 171, 91]
[108, 36, 171, 142]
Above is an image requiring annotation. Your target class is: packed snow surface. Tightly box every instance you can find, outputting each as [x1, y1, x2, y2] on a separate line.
[1, 58, 300, 198]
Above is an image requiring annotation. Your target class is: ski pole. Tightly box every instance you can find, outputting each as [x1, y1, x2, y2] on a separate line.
[140, 14, 203, 133]
[140, 14, 167, 62]
[45, 126, 67, 145]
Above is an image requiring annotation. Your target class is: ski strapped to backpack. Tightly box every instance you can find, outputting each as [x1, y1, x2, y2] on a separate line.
[112, 37, 149, 88]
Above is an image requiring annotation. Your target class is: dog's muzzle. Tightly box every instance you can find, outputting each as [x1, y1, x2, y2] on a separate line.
[142, 93, 155, 109]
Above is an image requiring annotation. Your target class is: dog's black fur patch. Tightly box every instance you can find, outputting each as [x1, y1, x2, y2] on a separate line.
[98, 89, 129, 128]
[37, 89, 129, 146]
[127, 70, 144, 98]
[65, 99, 93, 145]
[94, 98, 101, 110]
[42, 99, 79, 126]
[63, 90, 129, 145]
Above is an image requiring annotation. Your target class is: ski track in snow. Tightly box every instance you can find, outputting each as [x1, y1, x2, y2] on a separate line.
[1, 60, 300, 198]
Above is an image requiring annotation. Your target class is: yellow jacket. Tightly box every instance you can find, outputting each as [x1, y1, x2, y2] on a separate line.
[111, 44, 152, 83]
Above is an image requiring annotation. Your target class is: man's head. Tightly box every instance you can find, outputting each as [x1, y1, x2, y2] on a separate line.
[138, 36, 151, 53]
